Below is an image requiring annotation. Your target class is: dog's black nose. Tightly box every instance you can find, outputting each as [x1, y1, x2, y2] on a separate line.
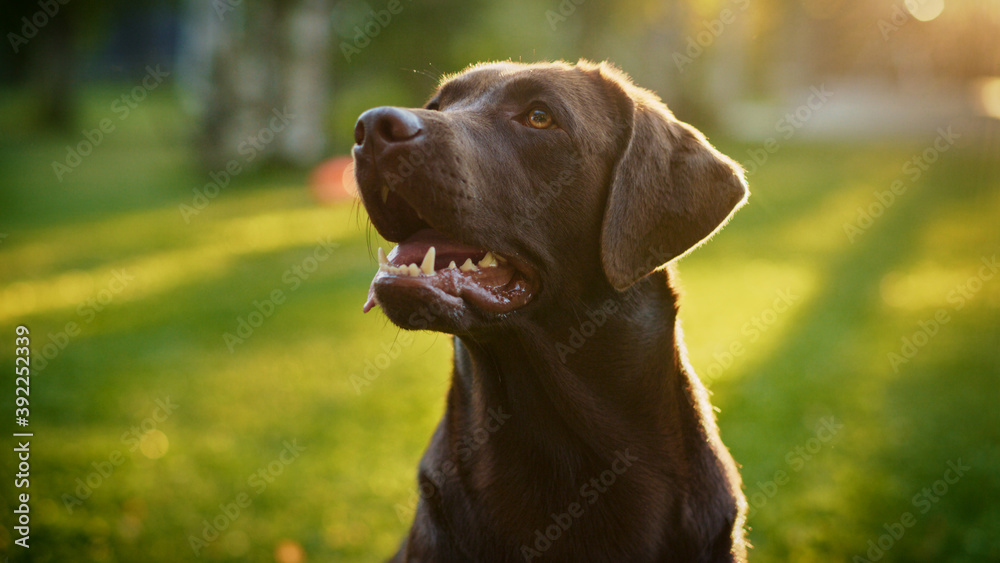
[354, 107, 423, 150]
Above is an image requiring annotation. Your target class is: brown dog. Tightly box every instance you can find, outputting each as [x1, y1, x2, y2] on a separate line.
[353, 60, 749, 562]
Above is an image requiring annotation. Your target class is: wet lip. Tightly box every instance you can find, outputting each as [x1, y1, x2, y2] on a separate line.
[363, 228, 537, 315]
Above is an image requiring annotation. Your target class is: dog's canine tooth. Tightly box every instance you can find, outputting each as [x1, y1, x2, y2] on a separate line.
[460, 258, 478, 272]
[478, 252, 498, 268]
[380, 185, 389, 203]
[448, 261, 457, 270]
[379, 263, 388, 272]
[378, 247, 388, 265]
[408, 263, 420, 276]
[495, 254, 507, 264]
[421, 247, 436, 275]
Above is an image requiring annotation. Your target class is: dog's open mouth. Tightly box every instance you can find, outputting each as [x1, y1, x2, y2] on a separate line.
[362, 186, 538, 317]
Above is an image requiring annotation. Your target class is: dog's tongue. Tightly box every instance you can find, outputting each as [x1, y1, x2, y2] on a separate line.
[364, 229, 530, 314]
[363, 285, 379, 313]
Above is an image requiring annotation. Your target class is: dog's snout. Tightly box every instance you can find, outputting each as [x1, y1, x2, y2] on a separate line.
[354, 107, 423, 150]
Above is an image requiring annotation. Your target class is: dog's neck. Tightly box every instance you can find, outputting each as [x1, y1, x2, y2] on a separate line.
[445, 269, 713, 478]
[417, 270, 740, 559]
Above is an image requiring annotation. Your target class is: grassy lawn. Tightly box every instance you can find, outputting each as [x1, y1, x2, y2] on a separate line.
[1, 91, 997, 562]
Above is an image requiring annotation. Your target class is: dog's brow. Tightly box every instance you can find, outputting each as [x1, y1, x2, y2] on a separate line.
[436, 73, 490, 106]
[435, 81, 463, 105]
[501, 77, 554, 103]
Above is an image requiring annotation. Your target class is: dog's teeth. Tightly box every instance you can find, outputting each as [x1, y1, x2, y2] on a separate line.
[378, 247, 388, 265]
[408, 263, 420, 276]
[478, 252, 497, 268]
[380, 185, 389, 203]
[448, 261, 457, 270]
[421, 247, 436, 275]
[495, 254, 507, 264]
[460, 258, 478, 272]
[379, 263, 388, 272]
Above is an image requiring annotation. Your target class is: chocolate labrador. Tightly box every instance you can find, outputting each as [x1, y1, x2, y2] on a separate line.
[353, 60, 749, 562]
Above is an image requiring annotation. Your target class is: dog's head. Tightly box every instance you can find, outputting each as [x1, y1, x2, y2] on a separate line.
[354, 60, 747, 334]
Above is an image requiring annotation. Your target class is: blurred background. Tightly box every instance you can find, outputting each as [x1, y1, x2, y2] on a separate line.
[1, 0, 998, 561]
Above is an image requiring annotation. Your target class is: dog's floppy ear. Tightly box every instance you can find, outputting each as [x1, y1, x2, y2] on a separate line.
[600, 77, 748, 291]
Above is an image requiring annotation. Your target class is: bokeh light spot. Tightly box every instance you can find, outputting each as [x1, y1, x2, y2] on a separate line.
[341, 160, 358, 197]
[275, 539, 306, 563]
[905, 0, 945, 22]
[976, 77, 1000, 119]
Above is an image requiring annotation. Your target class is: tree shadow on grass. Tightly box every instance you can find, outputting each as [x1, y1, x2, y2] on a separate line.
[714, 146, 999, 561]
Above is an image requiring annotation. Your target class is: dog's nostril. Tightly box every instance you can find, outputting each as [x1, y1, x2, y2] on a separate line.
[354, 120, 366, 146]
[356, 107, 423, 149]
[375, 109, 422, 143]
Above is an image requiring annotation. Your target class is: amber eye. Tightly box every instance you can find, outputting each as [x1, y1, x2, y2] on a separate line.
[527, 108, 554, 129]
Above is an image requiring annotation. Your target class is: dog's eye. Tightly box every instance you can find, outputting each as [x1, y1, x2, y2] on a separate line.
[526, 108, 555, 129]
[426, 100, 441, 111]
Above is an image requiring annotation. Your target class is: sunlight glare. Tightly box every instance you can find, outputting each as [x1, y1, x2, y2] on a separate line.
[976, 77, 1000, 119]
[905, 0, 945, 22]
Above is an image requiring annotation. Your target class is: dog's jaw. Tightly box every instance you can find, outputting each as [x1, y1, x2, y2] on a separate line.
[363, 228, 538, 328]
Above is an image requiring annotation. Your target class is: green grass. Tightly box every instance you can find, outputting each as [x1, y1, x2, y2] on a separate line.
[1, 90, 998, 562]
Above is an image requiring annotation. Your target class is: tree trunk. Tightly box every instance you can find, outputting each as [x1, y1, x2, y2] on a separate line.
[178, 0, 331, 171]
